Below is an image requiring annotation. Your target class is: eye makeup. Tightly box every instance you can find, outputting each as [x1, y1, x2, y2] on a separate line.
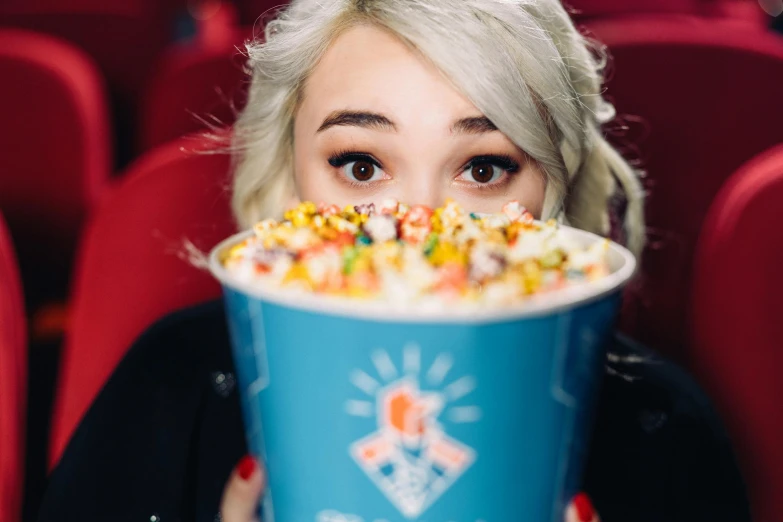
[327, 150, 383, 170]
[324, 148, 525, 192]
[460, 154, 521, 174]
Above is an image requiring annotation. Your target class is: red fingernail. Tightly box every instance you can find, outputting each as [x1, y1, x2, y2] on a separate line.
[237, 455, 257, 481]
[573, 492, 595, 522]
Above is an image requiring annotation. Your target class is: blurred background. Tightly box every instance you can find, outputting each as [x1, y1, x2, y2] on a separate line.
[0, 0, 782, 521]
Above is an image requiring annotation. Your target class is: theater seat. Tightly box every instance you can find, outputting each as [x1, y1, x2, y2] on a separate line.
[239, 0, 288, 25]
[49, 136, 237, 468]
[565, 0, 701, 19]
[0, 29, 112, 307]
[0, 0, 169, 106]
[702, 0, 772, 26]
[0, 212, 26, 522]
[586, 17, 783, 363]
[691, 144, 783, 522]
[139, 25, 249, 151]
[565, 0, 770, 25]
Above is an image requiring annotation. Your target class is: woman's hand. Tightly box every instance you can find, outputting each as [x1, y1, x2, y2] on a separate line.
[220, 455, 266, 522]
[566, 493, 600, 522]
[220, 455, 599, 522]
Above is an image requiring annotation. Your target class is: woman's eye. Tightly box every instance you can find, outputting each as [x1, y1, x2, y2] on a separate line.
[459, 162, 504, 184]
[344, 160, 384, 182]
[329, 153, 386, 183]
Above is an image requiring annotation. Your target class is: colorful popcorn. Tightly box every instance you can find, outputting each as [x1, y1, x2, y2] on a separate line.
[222, 199, 611, 306]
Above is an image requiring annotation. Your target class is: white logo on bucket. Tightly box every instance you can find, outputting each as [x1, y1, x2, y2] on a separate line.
[346, 344, 478, 519]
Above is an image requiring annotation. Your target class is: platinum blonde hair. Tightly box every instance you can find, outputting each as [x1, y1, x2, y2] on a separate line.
[231, 0, 646, 255]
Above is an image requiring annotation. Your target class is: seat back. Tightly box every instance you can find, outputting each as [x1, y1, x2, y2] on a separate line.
[0, 0, 169, 103]
[691, 144, 783, 522]
[139, 26, 249, 151]
[588, 18, 783, 362]
[0, 29, 112, 304]
[50, 136, 237, 468]
[239, 0, 288, 25]
[700, 0, 772, 25]
[0, 212, 26, 522]
[565, 0, 768, 23]
[565, 0, 701, 19]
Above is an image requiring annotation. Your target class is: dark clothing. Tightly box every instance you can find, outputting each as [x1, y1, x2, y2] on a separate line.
[38, 301, 751, 522]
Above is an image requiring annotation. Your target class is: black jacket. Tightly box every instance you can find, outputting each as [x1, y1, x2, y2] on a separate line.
[38, 301, 751, 522]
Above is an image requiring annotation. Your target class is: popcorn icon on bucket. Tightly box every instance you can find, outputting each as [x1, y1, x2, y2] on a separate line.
[349, 350, 476, 519]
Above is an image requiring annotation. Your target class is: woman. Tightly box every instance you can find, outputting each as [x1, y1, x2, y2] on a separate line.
[38, 1, 750, 521]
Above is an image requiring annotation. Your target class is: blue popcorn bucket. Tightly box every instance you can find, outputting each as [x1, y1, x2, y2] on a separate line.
[210, 226, 636, 522]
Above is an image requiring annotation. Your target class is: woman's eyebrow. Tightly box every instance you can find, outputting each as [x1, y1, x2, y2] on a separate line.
[451, 116, 498, 134]
[317, 110, 397, 133]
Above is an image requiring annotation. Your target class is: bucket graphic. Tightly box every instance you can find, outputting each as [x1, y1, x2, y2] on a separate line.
[210, 225, 636, 522]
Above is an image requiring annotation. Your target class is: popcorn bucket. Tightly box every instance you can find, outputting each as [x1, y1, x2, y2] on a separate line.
[210, 225, 636, 522]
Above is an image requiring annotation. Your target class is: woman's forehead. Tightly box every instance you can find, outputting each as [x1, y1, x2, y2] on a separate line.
[298, 24, 482, 132]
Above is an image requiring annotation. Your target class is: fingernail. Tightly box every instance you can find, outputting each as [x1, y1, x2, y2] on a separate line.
[237, 455, 258, 481]
[573, 492, 595, 522]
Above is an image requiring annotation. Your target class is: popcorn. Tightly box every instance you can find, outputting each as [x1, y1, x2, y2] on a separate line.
[468, 243, 506, 282]
[502, 201, 525, 222]
[327, 216, 359, 234]
[454, 219, 483, 245]
[301, 246, 342, 288]
[287, 228, 320, 251]
[222, 199, 612, 306]
[440, 199, 464, 229]
[378, 198, 399, 215]
[484, 213, 510, 229]
[508, 231, 546, 263]
[435, 262, 468, 295]
[354, 203, 376, 217]
[428, 240, 466, 267]
[253, 218, 278, 238]
[317, 203, 341, 218]
[400, 205, 433, 244]
[363, 214, 398, 243]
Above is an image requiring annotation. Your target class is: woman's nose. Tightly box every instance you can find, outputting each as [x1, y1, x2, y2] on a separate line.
[398, 173, 444, 209]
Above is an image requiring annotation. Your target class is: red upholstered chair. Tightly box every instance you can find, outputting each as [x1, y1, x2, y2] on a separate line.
[139, 24, 249, 151]
[565, 0, 770, 25]
[49, 136, 237, 468]
[701, 0, 773, 26]
[239, 0, 288, 25]
[0, 29, 112, 305]
[691, 144, 783, 522]
[564, 0, 701, 19]
[0, 0, 169, 105]
[586, 18, 783, 364]
[0, 212, 26, 522]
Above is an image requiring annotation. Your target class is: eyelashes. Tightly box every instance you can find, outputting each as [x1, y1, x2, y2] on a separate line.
[328, 151, 383, 169]
[461, 154, 521, 174]
[328, 151, 521, 177]
[325, 147, 524, 194]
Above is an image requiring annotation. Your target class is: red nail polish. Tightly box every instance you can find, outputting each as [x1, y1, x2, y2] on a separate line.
[237, 455, 258, 481]
[573, 492, 595, 522]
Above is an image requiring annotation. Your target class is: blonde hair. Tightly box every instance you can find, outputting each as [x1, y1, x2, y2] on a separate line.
[231, 0, 646, 255]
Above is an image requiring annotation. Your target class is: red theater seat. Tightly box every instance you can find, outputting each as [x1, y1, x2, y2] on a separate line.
[691, 144, 783, 522]
[566, 0, 769, 25]
[565, 0, 701, 19]
[702, 0, 772, 26]
[0, 1, 168, 105]
[586, 18, 783, 363]
[0, 212, 26, 522]
[139, 26, 249, 151]
[49, 136, 237, 469]
[240, 0, 288, 25]
[0, 29, 112, 303]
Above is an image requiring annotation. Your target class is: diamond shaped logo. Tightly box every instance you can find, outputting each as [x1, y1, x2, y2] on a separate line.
[346, 345, 479, 519]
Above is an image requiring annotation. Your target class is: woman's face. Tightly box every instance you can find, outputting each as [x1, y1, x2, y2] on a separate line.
[293, 25, 546, 216]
